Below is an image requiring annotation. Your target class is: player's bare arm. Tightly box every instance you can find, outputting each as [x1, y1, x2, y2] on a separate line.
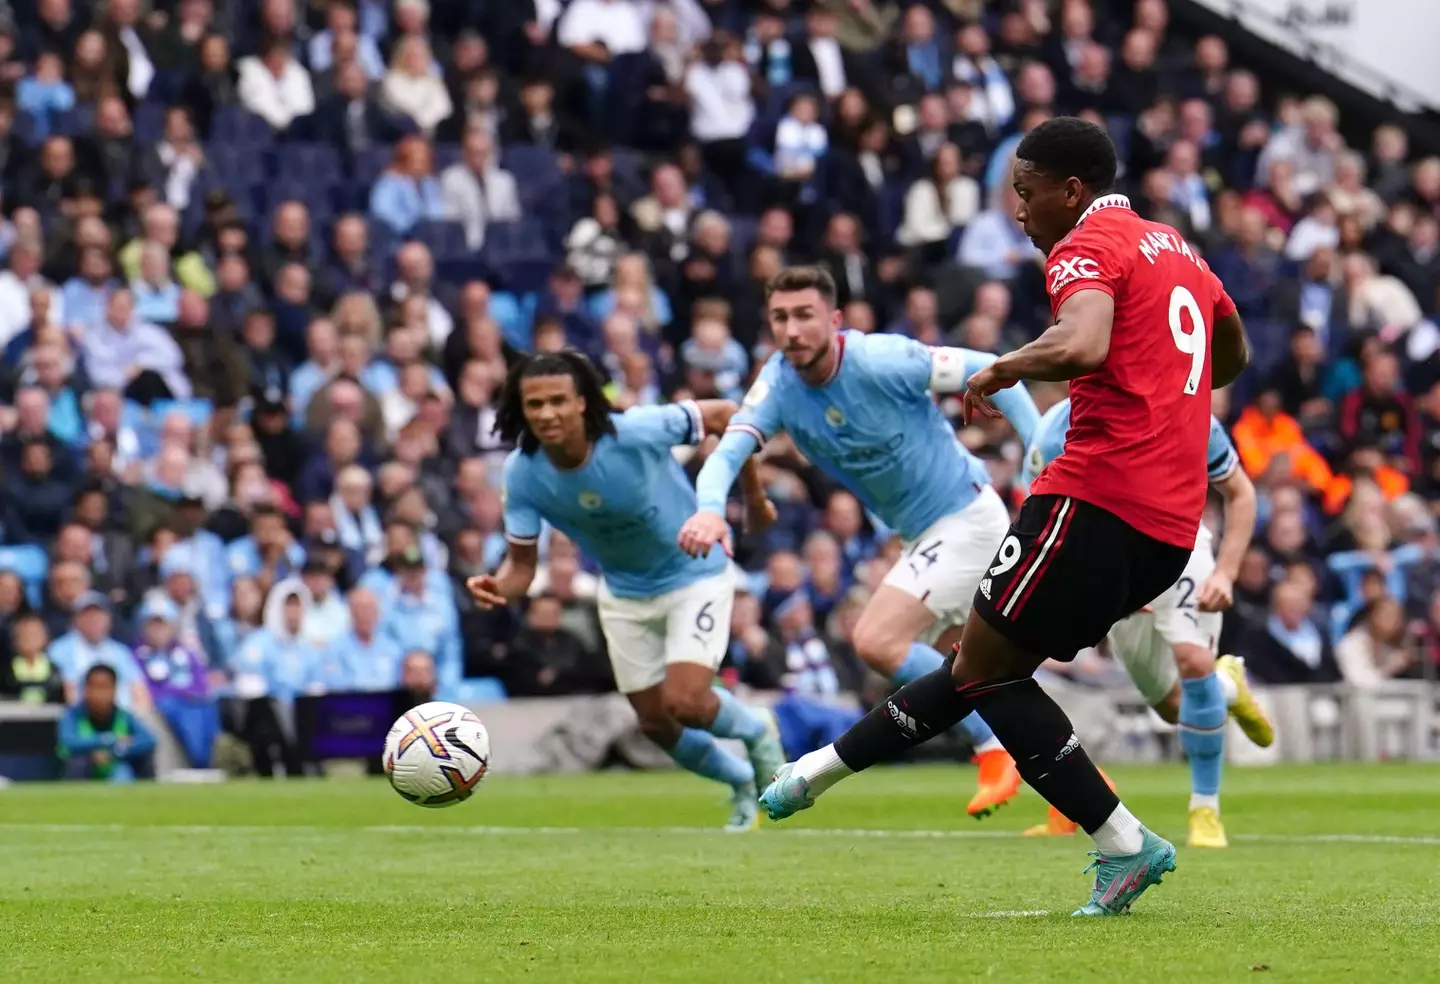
[467, 541, 538, 609]
[963, 290, 1114, 421]
[1196, 465, 1257, 613]
[1211, 310, 1251, 389]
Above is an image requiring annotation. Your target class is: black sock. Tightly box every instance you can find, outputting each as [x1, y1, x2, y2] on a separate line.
[968, 678, 1120, 833]
[833, 666, 975, 771]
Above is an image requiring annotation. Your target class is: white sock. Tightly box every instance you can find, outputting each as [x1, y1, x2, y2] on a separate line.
[1189, 792, 1220, 814]
[973, 737, 1004, 755]
[794, 744, 853, 796]
[1090, 803, 1145, 856]
[1216, 672, 1238, 707]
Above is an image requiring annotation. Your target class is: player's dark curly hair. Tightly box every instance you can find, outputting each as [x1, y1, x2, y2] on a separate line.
[494, 350, 616, 454]
[1015, 116, 1118, 193]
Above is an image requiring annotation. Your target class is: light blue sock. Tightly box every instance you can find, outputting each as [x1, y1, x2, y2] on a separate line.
[892, 642, 997, 749]
[707, 686, 767, 742]
[1179, 674, 1227, 799]
[667, 728, 755, 788]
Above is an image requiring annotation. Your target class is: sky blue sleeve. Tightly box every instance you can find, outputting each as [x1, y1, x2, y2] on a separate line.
[727, 357, 786, 443]
[125, 712, 158, 756]
[1206, 416, 1240, 483]
[959, 348, 1041, 444]
[857, 333, 934, 400]
[501, 452, 542, 545]
[695, 429, 760, 514]
[613, 402, 704, 448]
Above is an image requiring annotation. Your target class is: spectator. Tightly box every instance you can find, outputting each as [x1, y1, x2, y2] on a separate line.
[232, 584, 320, 703]
[319, 587, 402, 691]
[957, 184, 1041, 282]
[132, 595, 218, 769]
[369, 136, 445, 237]
[558, 0, 648, 63]
[0, 612, 65, 704]
[1233, 389, 1336, 497]
[1340, 252, 1423, 337]
[1335, 596, 1415, 688]
[130, 241, 181, 325]
[378, 545, 460, 698]
[236, 37, 315, 133]
[16, 51, 75, 140]
[81, 289, 191, 402]
[58, 664, 157, 782]
[378, 34, 452, 137]
[566, 194, 626, 292]
[2, 438, 76, 545]
[50, 591, 149, 710]
[897, 142, 980, 260]
[1241, 578, 1342, 684]
[504, 593, 610, 697]
[439, 127, 521, 251]
[1339, 351, 1423, 474]
[309, 1, 385, 80]
[1256, 95, 1342, 198]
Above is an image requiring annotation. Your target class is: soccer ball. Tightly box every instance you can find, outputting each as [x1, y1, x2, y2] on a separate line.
[382, 701, 491, 808]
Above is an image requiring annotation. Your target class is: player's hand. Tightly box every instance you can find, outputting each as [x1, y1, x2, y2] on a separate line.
[1195, 571, 1234, 613]
[961, 364, 1016, 424]
[744, 497, 779, 534]
[677, 510, 733, 558]
[465, 575, 509, 610]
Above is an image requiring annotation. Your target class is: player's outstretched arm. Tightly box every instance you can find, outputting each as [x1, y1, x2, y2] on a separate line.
[467, 541, 538, 609]
[933, 347, 1042, 444]
[962, 290, 1113, 422]
[1211, 310, 1251, 389]
[681, 428, 764, 557]
[1197, 465, 1257, 613]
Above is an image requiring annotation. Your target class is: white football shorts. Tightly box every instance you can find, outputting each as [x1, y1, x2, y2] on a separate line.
[596, 565, 737, 694]
[1107, 526, 1222, 706]
[881, 485, 1011, 645]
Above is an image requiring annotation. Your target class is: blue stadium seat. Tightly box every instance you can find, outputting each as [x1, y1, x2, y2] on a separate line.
[433, 142, 462, 173]
[454, 678, 507, 704]
[135, 101, 168, 145]
[274, 143, 343, 185]
[411, 219, 469, 259]
[52, 105, 95, 137]
[150, 398, 215, 431]
[483, 219, 555, 294]
[211, 106, 274, 149]
[0, 545, 49, 606]
[500, 145, 563, 206]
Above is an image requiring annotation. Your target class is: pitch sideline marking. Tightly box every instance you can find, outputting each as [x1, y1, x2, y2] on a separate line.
[1, 823, 1439, 847]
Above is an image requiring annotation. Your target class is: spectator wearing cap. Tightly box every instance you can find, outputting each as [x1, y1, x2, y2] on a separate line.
[439, 126, 521, 252]
[50, 591, 149, 711]
[377, 544, 461, 698]
[250, 388, 308, 489]
[318, 586, 403, 692]
[152, 542, 224, 665]
[0, 612, 64, 705]
[132, 595, 219, 769]
[58, 664, 158, 782]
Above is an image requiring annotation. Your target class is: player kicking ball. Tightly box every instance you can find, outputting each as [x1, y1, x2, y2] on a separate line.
[466, 351, 786, 831]
[754, 117, 1251, 916]
[678, 265, 1041, 820]
[1021, 400, 1274, 847]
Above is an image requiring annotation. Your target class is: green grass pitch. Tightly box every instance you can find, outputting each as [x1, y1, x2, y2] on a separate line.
[3, 763, 1439, 983]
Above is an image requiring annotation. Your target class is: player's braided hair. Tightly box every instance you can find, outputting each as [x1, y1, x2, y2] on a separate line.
[1015, 116, 1118, 193]
[495, 350, 616, 454]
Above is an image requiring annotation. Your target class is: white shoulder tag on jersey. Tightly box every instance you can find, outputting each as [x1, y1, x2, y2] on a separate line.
[927, 346, 971, 392]
[1078, 194, 1132, 221]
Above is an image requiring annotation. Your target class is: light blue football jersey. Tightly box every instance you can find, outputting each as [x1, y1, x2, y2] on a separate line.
[502, 402, 726, 599]
[720, 331, 1040, 541]
[1023, 398, 1238, 488]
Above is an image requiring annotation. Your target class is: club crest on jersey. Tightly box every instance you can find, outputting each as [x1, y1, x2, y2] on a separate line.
[824, 406, 845, 428]
[1047, 256, 1101, 295]
[1027, 445, 1045, 475]
[578, 490, 603, 510]
[741, 380, 770, 410]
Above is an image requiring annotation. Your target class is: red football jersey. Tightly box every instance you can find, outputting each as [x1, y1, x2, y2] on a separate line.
[1029, 194, 1236, 549]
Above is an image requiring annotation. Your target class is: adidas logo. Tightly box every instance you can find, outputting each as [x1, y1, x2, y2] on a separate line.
[887, 699, 919, 738]
[1055, 733, 1081, 762]
[979, 577, 993, 600]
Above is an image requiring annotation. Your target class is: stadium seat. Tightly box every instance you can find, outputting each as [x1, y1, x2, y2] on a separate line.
[411, 220, 470, 259]
[273, 143, 343, 186]
[0, 545, 50, 606]
[454, 678, 508, 704]
[134, 101, 168, 145]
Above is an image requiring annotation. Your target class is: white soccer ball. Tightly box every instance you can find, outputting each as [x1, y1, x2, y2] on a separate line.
[382, 701, 491, 808]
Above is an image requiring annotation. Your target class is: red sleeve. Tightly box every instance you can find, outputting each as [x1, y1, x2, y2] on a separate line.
[1209, 266, 1237, 320]
[1045, 228, 1123, 315]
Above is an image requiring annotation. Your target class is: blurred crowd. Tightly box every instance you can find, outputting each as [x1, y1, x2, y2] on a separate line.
[0, 0, 1437, 777]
